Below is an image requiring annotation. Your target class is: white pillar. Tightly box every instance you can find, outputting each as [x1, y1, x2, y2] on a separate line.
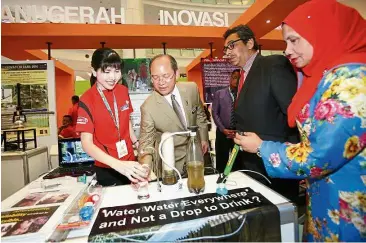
[121, 0, 145, 58]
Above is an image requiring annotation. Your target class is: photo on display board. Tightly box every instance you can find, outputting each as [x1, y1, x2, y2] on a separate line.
[1, 85, 17, 110]
[11, 191, 71, 208]
[36, 192, 70, 205]
[121, 58, 152, 94]
[1, 63, 50, 136]
[1, 223, 17, 237]
[12, 192, 47, 208]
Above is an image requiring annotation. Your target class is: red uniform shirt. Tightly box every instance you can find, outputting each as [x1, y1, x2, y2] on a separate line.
[76, 84, 135, 168]
[59, 125, 77, 138]
[68, 103, 79, 126]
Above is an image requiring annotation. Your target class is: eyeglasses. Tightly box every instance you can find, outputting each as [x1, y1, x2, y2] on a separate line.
[223, 39, 243, 54]
[151, 73, 175, 82]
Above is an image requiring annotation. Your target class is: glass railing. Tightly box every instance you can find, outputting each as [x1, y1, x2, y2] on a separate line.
[146, 49, 283, 58]
[146, 48, 205, 58]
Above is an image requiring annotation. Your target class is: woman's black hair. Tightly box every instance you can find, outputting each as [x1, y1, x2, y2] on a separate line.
[90, 75, 96, 86]
[90, 48, 123, 86]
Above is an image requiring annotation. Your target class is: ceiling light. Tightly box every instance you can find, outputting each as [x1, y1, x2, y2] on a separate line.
[266, 20, 271, 24]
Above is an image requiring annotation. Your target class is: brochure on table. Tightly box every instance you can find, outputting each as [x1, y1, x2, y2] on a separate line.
[1, 177, 90, 242]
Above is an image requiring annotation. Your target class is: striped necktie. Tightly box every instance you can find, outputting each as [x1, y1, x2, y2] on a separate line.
[229, 89, 237, 129]
[237, 69, 245, 98]
[171, 94, 187, 129]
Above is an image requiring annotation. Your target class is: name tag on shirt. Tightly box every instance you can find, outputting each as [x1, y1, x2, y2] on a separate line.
[116, 140, 128, 158]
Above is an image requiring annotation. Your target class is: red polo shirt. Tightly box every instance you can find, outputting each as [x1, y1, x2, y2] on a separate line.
[59, 125, 77, 138]
[76, 84, 135, 168]
[68, 103, 79, 126]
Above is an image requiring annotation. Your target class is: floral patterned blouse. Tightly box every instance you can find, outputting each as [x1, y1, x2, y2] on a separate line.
[260, 63, 365, 242]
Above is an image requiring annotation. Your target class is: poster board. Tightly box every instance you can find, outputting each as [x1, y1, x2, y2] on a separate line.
[201, 58, 238, 103]
[1, 206, 59, 240]
[1, 61, 57, 147]
[122, 58, 152, 94]
[121, 58, 153, 137]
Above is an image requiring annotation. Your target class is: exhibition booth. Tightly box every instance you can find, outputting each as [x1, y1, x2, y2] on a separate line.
[1, 0, 309, 241]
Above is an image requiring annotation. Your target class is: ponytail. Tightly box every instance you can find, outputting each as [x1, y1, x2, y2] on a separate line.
[90, 75, 97, 86]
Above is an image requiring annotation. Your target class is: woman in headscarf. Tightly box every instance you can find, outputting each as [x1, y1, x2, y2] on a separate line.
[234, 0, 366, 241]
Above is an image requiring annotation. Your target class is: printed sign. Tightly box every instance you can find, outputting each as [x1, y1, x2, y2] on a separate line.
[1, 6, 125, 24]
[1, 63, 50, 136]
[89, 187, 274, 241]
[201, 58, 238, 103]
[159, 10, 229, 27]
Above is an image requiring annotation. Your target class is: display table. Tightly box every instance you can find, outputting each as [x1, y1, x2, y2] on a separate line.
[1, 172, 298, 242]
[1, 146, 49, 200]
[49, 144, 59, 169]
[64, 172, 298, 242]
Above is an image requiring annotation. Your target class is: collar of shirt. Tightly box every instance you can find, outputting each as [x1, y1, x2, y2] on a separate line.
[164, 85, 180, 107]
[242, 51, 258, 74]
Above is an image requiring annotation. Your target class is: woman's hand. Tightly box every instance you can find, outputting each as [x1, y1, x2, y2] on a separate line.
[233, 132, 263, 153]
[111, 161, 149, 183]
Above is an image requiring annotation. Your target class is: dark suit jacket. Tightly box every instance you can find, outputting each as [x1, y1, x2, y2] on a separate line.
[236, 54, 298, 142]
[235, 54, 299, 170]
[212, 87, 233, 132]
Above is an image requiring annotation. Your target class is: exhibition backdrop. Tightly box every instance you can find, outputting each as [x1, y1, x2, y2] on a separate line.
[1, 61, 58, 147]
[201, 58, 238, 103]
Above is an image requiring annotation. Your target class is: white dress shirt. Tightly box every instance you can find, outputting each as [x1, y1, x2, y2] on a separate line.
[164, 85, 188, 125]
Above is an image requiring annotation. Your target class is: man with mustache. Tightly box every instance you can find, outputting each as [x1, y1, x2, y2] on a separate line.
[223, 25, 300, 201]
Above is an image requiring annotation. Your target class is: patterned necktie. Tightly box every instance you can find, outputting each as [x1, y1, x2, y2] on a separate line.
[237, 69, 245, 98]
[230, 89, 237, 129]
[171, 94, 187, 129]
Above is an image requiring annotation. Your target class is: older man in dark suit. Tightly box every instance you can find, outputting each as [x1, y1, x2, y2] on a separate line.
[212, 69, 240, 172]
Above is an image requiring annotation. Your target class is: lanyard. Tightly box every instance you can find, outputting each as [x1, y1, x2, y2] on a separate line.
[96, 85, 121, 141]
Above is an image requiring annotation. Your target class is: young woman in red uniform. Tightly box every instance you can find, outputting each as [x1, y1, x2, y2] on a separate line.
[76, 48, 147, 186]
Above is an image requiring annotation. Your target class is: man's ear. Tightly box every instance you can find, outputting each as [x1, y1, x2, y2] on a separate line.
[175, 70, 180, 80]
